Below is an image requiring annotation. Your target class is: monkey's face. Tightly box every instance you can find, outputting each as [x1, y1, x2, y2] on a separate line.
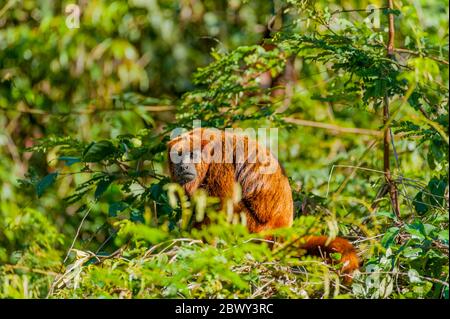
[168, 134, 207, 188]
[170, 150, 199, 184]
[167, 128, 217, 195]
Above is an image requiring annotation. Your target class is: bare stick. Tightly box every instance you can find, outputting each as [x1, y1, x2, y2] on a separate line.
[394, 48, 449, 66]
[383, 0, 401, 218]
[0, 105, 174, 116]
[63, 205, 92, 264]
[283, 117, 383, 136]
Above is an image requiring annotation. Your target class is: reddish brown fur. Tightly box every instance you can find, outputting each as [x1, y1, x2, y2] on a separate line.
[168, 128, 359, 280]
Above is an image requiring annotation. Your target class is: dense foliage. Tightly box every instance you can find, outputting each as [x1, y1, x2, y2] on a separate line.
[0, 0, 448, 298]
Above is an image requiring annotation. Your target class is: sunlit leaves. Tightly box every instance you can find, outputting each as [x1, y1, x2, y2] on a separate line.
[2, 0, 448, 300]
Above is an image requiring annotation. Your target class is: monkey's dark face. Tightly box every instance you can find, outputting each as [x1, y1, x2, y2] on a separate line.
[171, 153, 198, 184]
[167, 129, 213, 194]
[169, 145, 202, 185]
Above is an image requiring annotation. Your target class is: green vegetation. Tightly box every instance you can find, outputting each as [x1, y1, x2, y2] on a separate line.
[0, 0, 448, 298]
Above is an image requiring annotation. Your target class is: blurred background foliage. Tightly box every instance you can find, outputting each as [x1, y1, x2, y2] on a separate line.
[0, 0, 448, 298]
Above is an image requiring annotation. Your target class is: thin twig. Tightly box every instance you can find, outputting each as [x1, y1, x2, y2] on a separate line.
[382, 0, 401, 219]
[394, 48, 449, 66]
[331, 7, 388, 15]
[334, 140, 379, 197]
[0, 105, 174, 116]
[283, 117, 382, 136]
[63, 205, 93, 264]
[3, 264, 59, 277]
[0, 0, 15, 18]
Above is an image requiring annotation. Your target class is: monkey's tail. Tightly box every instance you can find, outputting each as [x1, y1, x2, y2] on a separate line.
[300, 235, 359, 283]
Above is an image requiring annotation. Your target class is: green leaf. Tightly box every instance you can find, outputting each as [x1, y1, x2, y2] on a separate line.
[405, 222, 427, 240]
[437, 230, 449, 244]
[427, 177, 446, 206]
[403, 247, 423, 259]
[427, 150, 436, 170]
[130, 209, 145, 223]
[383, 8, 401, 16]
[82, 140, 116, 162]
[381, 227, 400, 248]
[407, 269, 422, 283]
[430, 140, 444, 162]
[36, 172, 58, 197]
[352, 283, 366, 296]
[375, 211, 396, 219]
[94, 177, 113, 200]
[149, 183, 163, 200]
[58, 156, 81, 166]
[413, 192, 428, 214]
[381, 227, 399, 248]
[108, 202, 128, 217]
[330, 252, 342, 261]
[158, 204, 173, 216]
[423, 224, 437, 236]
[379, 277, 394, 298]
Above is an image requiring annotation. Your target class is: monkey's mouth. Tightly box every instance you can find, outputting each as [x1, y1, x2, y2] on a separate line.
[177, 173, 196, 184]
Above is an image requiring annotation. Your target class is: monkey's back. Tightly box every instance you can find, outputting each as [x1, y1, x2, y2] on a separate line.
[220, 130, 294, 232]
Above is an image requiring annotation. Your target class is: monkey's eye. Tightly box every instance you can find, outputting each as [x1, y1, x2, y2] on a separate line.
[177, 150, 182, 156]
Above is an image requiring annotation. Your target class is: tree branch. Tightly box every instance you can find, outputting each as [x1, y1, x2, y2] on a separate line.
[283, 117, 383, 136]
[0, 105, 175, 116]
[394, 48, 449, 66]
[384, 0, 401, 218]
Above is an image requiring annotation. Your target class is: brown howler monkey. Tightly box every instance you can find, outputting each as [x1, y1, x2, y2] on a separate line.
[167, 128, 359, 280]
